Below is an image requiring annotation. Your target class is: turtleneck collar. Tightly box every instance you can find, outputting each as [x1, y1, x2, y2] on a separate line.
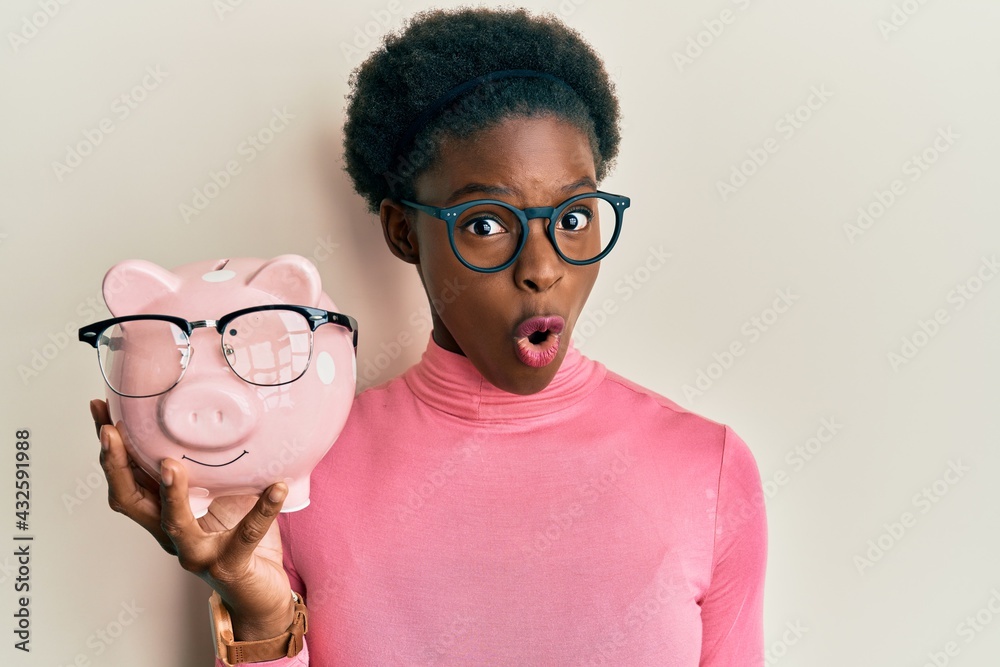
[402, 333, 606, 422]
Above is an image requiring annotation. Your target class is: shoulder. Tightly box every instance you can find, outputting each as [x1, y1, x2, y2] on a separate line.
[350, 374, 417, 414]
[596, 367, 760, 476]
[598, 367, 726, 441]
[594, 370, 766, 547]
[599, 367, 698, 416]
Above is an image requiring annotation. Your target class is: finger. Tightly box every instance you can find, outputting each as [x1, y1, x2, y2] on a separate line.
[104, 416, 161, 496]
[99, 424, 173, 551]
[158, 458, 213, 570]
[91, 399, 111, 438]
[222, 482, 288, 568]
[128, 456, 161, 496]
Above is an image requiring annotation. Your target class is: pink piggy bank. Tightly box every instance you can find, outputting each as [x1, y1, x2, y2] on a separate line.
[79, 254, 358, 518]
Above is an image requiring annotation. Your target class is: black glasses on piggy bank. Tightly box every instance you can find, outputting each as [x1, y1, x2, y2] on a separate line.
[79, 304, 358, 398]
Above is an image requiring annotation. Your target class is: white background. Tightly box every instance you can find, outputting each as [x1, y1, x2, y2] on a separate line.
[1, 0, 998, 665]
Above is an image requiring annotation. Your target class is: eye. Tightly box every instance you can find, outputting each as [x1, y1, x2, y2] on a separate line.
[460, 216, 507, 237]
[558, 207, 592, 232]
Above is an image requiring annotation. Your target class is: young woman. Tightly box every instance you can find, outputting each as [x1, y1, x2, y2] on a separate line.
[91, 7, 767, 665]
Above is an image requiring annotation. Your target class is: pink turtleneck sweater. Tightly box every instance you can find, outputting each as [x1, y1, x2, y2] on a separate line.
[215, 336, 767, 666]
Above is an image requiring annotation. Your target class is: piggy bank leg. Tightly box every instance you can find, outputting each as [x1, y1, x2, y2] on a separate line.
[281, 478, 310, 513]
[188, 492, 213, 519]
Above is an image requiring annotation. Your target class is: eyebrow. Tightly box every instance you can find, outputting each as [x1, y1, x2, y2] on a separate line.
[443, 176, 597, 206]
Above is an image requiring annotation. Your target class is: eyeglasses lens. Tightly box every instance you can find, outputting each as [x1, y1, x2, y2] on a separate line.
[222, 309, 312, 385]
[553, 196, 618, 263]
[98, 320, 189, 398]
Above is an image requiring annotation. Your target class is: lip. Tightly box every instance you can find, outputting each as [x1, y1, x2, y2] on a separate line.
[181, 450, 249, 467]
[513, 315, 565, 368]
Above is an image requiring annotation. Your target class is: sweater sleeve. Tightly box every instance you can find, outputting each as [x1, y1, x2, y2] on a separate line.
[699, 425, 768, 667]
[212, 513, 310, 666]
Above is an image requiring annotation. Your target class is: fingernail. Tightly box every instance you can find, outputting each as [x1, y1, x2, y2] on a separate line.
[161, 462, 173, 487]
[268, 484, 286, 503]
[99, 426, 110, 452]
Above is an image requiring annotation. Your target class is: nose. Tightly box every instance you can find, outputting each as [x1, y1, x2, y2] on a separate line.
[159, 380, 260, 450]
[513, 217, 562, 291]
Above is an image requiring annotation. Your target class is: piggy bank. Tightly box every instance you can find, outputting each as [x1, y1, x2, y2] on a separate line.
[78, 254, 358, 518]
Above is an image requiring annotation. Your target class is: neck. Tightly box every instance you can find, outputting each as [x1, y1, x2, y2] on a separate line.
[402, 334, 606, 421]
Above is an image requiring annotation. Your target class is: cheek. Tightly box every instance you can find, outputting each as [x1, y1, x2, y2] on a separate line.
[574, 266, 600, 304]
[413, 217, 452, 264]
[563, 268, 600, 327]
[416, 235, 502, 320]
[436, 277, 500, 330]
[416, 231, 465, 298]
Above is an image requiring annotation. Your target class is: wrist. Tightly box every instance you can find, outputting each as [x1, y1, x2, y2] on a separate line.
[227, 596, 297, 642]
[210, 590, 307, 665]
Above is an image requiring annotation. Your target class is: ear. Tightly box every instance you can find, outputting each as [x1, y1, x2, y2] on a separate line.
[103, 259, 183, 316]
[245, 254, 322, 306]
[379, 198, 420, 265]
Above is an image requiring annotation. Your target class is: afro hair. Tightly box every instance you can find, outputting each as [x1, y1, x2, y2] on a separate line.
[342, 6, 622, 214]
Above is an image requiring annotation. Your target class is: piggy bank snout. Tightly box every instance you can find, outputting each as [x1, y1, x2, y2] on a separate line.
[158, 380, 259, 449]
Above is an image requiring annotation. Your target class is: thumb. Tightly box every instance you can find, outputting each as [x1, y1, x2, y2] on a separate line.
[225, 483, 287, 563]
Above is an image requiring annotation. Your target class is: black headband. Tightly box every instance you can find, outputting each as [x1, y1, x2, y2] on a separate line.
[384, 69, 576, 183]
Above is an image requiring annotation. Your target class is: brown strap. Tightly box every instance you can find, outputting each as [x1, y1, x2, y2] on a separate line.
[210, 590, 308, 665]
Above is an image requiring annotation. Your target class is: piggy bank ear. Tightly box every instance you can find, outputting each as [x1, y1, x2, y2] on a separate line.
[246, 254, 322, 306]
[103, 260, 183, 316]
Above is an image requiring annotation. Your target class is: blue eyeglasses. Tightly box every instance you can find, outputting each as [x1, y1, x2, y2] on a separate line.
[400, 190, 630, 273]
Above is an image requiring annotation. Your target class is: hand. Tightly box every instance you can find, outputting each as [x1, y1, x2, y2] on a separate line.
[91, 398, 296, 640]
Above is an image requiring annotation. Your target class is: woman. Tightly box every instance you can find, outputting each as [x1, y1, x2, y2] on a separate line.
[92, 7, 767, 665]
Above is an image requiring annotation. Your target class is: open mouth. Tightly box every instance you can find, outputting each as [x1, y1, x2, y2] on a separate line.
[514, 315, 565, 368]
[181, 450, 249, 467]
[527, 330, 548, 344]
